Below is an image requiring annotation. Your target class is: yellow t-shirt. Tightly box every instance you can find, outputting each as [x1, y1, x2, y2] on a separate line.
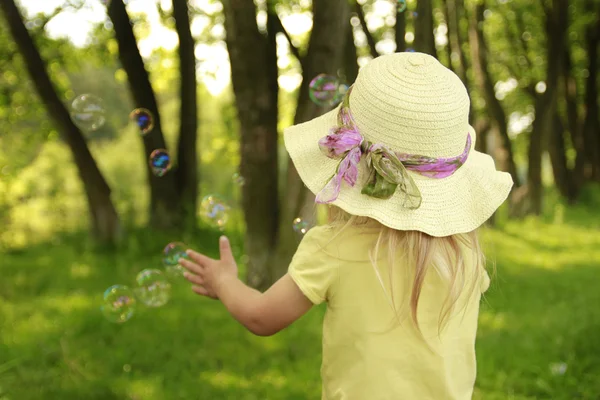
[288, 224, 490, 400]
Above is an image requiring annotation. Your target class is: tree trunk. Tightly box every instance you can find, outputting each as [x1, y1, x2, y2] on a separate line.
[548, 115, 577, 203]
[272, 0, 350, 280]
[440, 0, 454, 71]
[344, 20, 359, 84]
[414, 0, 436, 57]
[445, 0, 467, 84]
[395, 4, 406, 52]
[526, 0, 568, 215]
[107, 0, 182, 229]
[562, 46, 586, 189]
[581, 2, 600, 181]
[222, 0, 279, 290]
[172, 0, 198, 227]
[468, 1, 520, 187]
[1, 0, 121, 244]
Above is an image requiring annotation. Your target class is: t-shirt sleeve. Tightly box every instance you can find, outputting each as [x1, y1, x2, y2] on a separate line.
[288, 226, 338, 305]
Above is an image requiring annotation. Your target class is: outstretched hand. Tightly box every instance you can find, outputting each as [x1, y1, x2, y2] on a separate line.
[179, 236, 238, 300]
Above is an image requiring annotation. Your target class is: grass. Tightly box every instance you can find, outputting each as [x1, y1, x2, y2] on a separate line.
[1, 198, 600, 399]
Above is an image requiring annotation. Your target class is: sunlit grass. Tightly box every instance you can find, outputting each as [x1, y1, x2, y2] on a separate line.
[1, 199, 599, 399]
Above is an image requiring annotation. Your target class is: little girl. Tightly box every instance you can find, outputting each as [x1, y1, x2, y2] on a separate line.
[180, 52, 513, 399]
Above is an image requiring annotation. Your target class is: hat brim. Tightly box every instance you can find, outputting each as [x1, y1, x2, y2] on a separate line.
[284, 107, 514, 237]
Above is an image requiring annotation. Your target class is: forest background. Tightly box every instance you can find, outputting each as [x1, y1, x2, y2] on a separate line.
[1, 0, 600, 398]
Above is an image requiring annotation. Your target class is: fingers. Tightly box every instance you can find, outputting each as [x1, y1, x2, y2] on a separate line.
[192, 285, 210, 297]
[219, 236, 235, 264]
[186, 249, 214, 266]
[183, 271, 204, 286]
[178, 258, 204, 275]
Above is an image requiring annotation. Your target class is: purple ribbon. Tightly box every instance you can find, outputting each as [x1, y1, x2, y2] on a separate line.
[315, 86, 471, 206]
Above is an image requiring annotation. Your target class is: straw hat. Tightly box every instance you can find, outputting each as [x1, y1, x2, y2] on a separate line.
[284, 52, 513, 237]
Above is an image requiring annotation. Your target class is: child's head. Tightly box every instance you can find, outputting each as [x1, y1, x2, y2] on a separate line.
[285, 52, 513, 236]
[284, 52, 512, 333]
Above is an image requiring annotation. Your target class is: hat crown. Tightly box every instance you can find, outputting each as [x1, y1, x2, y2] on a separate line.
[349, 53, 472, 158]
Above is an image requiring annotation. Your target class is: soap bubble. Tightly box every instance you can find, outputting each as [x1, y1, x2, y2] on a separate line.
[70, 94, 106, 131]
[292, 217, 310, 235]
[232, 172, 245, 186]
[149, 149, 171, 177]
[309, 74, 345, 107]
[199, 195, 230, 230]
[397, 0, 407, 12]
[162, 242, 189, 278]
[101, 285, 136, 323]
[134, 269, 171, 307]
[129, 108, 154, 135]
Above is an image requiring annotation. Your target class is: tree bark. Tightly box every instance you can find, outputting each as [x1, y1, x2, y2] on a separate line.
[445, 0, 467, 83]
[414, 0, 436, 57]
[468, 2, 520, 187]
[344, 20, 359, 84]
[172, 0, 198, 226]
[526, 0, 568, 215]
[548, 115, 577, 203]
[395, 3, 406, 52]
[107, 0, 182, 229]
[440, 0, 455, 71]
[562, 46, 586, 189]
[222, 0, 279, 290]
[1, 0, 121, 244]
[272, 0, 350, 280]
[581, 1, 600, 181]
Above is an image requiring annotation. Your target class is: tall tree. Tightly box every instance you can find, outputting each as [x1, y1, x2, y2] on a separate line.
[0, 0, 121, 244]
[223, 0, 350, 289]
[107, 0, 198, 229]
[526, 0, 568, 215]
[468, 0, 520, 187]
[395, 3, 407, 52]
[222, 0, 280, 290]
[172, 0, 199, 225]
[414, 0, 436, 56]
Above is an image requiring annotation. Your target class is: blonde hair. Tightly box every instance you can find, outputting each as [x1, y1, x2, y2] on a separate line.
[327, 206, 487, 338]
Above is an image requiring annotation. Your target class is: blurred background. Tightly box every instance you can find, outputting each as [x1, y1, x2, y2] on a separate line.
[0, 0, 599, 399]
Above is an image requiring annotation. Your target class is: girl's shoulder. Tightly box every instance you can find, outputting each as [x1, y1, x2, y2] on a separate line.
[301, 224, 379, 262]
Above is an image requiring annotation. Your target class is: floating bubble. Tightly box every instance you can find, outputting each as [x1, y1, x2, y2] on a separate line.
[135, 269, 171, 307]
[199, 195, 230, 230]
[412, 11, 418, 17]
[70, 94, 106, 132]
[232, 172, 245, 186]
[129, 108, 155, 135]
[149, 149, 171, 177]
[309, 74, 344, 107]
[550, 362, 567, 376]
[162, 242, 189, 278]
[292, 217, 310, 235]
[101, 285, 136, 323]
[397, 0, 407, 12]
[123, 364, 131, 373]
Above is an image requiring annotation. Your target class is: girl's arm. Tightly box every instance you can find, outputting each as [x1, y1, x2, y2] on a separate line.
[180, 237, 313, 336]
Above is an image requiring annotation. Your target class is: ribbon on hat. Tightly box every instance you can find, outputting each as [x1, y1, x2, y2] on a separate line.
[315, 86, 472, 208]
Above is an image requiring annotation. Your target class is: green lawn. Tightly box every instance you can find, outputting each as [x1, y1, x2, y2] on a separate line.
[1, 202, 599, 399]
